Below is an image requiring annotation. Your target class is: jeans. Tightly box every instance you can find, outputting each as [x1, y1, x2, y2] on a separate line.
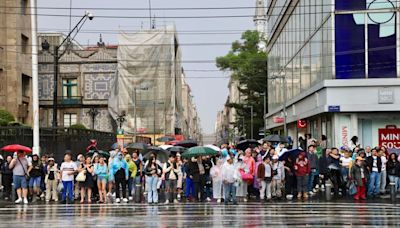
[185, 177, 195, 198]
[380, 170, 387, 193]
[388, 175, 399, 192]
[308, 169, 319, 192]
[146, 176, 158, 203]
[223, 182, 237, 204]
[204, 174, 212, 199]
[165, 179, 177, 201]
[260, 180, 272, 199]
[13, 175, 28, 189]
[127, 177, 133, 197]
[271, 179, 282, 197]
[29, 176, 41, 188]
[297, 175, 308, 193]
[341, 167, 349, 183]
[368, 171, 381, 196]
[132, 176, 141, 195]
[62, 181, 74, 201]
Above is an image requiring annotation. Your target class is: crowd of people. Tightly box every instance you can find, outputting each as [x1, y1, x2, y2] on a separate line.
[1, 135, 400, 205]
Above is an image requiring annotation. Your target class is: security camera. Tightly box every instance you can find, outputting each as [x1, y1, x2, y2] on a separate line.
[85, 11, 94, 20]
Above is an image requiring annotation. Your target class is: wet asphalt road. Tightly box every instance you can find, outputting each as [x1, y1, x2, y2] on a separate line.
[0, 200, 400, 227]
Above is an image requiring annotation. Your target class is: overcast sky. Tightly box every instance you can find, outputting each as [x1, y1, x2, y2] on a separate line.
[37, 0, 255, 134]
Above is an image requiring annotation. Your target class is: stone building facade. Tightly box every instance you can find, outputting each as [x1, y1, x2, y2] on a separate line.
[38, 33, 117, 132]
[0, 0, 33, 124]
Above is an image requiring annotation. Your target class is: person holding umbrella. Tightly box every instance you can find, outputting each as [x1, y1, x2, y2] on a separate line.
[9, 150, 31, 204]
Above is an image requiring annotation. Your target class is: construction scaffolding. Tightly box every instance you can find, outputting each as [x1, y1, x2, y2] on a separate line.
[108, 25, 183, 136]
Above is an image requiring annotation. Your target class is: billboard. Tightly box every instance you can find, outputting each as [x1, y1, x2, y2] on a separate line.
[335, 0, 397, 79]
[378, 125, 400, 154]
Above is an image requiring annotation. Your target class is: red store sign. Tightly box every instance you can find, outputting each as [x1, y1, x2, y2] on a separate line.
[379, 125, 400, 151]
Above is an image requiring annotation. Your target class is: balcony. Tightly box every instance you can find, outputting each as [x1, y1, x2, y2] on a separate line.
[58, 96, 83, 106]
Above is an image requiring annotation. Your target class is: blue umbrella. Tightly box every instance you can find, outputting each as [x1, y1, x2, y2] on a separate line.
[279, 148, 304, 161]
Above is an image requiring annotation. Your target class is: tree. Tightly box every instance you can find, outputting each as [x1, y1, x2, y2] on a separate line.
[216, 30, 267, 139]
[0, 109, 15, 126]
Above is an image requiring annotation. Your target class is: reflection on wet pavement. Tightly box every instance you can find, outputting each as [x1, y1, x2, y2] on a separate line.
[1, 202, 400, 227]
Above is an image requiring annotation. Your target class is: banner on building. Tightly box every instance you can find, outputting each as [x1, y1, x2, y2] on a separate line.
[378, 125, 400, 154]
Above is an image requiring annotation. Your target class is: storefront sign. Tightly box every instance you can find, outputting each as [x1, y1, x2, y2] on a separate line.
[297, 119, 307, 129]
[379, 125, 400, 153]
[341, 126, 349, 147]
[328, 105, 341, 112]
[273, 116, 284, 123]
[378, 88, 394, 104]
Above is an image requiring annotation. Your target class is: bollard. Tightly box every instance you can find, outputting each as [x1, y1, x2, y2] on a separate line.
[325, 181, 332, 201]
[135, 184, 142, 203]
[11, 183, 16, 202]
[390, 182, 396, 202]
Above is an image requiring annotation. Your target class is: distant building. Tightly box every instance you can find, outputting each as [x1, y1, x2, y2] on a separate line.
[0, 1, 32, 124]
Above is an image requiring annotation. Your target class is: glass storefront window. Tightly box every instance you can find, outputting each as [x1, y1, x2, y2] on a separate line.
[301, 43, 311, 91]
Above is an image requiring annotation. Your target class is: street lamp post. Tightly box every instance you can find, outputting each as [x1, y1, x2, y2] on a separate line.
[41, 11, 94, 127]
[86, 107, 100, 130]
[116, 112, 126, 129]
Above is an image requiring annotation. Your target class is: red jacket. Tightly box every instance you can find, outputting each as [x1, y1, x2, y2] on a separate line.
[295, 158, 309, 177]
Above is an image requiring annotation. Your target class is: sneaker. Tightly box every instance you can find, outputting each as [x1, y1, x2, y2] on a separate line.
[128, 196, 133, 201]
[54, 199, 58, 202]
[40, 193, 45, 198]
[313, 188, 318, 193]
[115, 198, 121, 203]
[173, 199, 179, 204]
[122, 198, 128, 203]
[243, 198, 248, 202]
[23, 198, 28, 204]
[315, 184, 319, 189]
[206, 197, 211, 202]
[15, 198, 22, 204]
[177, 194, 181, 200]
[308, 191, 314, 195]
[164, 200, 170, 204]
[217, 199, 221, 203]
[46, 200, 50, 202]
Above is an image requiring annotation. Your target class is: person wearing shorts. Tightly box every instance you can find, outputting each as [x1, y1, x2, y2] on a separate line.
[10, 151, 31, 204]
[28, 154, 43, 202]
[94, 156, 108, 203]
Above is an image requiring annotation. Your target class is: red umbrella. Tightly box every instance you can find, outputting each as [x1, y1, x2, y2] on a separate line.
[1, 144, 32, 153]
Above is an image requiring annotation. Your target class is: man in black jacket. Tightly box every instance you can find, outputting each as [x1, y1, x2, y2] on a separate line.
[366, 148, 382, 197]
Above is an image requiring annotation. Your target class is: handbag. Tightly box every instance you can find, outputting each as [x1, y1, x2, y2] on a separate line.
[239, 169, 254, 183]
[75, 170, 87, 182]
[17, 158, 30, 181]
[348, 180, 357, 196]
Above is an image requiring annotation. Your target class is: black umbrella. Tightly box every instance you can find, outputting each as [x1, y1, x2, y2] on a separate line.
[143, 149, 170, 163]
[174, 139, 198, 148]
[156, 136, 175, 142]
[263, 134, 288, 143]
[126, 143, 148, 153]
[168, 146, 186, 153]
[236, 139, 260, 151]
